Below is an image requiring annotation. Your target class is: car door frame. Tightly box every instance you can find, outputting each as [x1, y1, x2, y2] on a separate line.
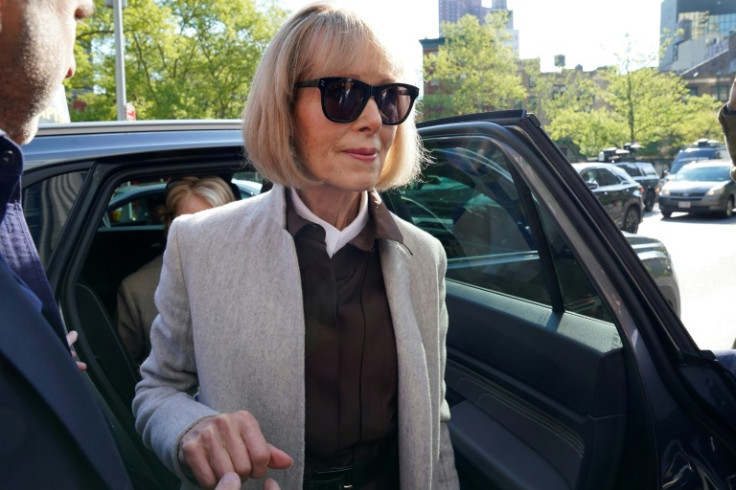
[415, 110, 736, 487]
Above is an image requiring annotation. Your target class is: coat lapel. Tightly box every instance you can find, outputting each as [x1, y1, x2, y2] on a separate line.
[0, 262, 128, 488]
[380, 239, 433, 489]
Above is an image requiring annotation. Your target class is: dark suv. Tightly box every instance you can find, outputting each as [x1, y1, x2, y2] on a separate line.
[669, 139, 728, 178]
[613, 161, 661, 211]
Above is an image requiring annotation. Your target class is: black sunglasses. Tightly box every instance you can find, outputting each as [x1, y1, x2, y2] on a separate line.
[295, 77, 419, 125]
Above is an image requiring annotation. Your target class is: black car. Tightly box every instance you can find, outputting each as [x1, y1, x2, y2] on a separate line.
[659, 160, 736, 219]
[668, 138, 728, 178]
[23, 112, 736, 489]
[572, 162, 643, 233]
[612, 161, 661, 211]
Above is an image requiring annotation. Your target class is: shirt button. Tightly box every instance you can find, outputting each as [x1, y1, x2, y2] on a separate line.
[1, 150, 16, 166]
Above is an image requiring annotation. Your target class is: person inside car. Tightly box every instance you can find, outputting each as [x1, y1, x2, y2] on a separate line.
[133, 3, 459, 489]
[0, 0, 133, 487]
[116, 176, 236, 366]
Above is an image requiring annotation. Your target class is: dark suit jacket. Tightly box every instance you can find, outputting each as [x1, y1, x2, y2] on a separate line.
[0, 131, 131, 489]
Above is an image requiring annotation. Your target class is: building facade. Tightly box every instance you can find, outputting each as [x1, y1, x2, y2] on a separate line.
[660, 0, 736, 73]
[436, 0, 519, 55]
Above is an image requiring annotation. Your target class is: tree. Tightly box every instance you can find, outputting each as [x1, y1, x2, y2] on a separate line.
[68, 0, 286, 120]
[422, 12, 526, 120]
[602, 66, 721, 156]
[540, 65, 721, 160]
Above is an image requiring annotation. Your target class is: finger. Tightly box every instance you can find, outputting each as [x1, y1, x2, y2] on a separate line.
[263, 477, 281, 490]
[75, 361, 87, 372]
[267, 444, 293, 470]
[220, 420, 252, 479]
[66, 330, 78, 346]
[200, 419, 238, 483]
[182, 431, 222, 490]
[214, 471, 241, 490]
[236, 412, 270, 479]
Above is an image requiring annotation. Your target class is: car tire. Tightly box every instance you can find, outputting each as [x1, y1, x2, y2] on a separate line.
[723, 196, 735, 219]
[661, 209, 672, 219]
[622, 206, 640, 233]
[644, 190, 655, 212]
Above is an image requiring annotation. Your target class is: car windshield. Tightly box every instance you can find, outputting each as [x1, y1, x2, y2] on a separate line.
[671, 149, 721, 173]
[675, 165, 730, 182]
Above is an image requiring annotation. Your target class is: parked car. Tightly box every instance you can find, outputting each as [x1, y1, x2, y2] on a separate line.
[659, 160, 736, 219]
[667, 138, 728, 179]
[22, 112, 736, 489]
[572, 162, 644, 233]
[612, 160, 661, 211]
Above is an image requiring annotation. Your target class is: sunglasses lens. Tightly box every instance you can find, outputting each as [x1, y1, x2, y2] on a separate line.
[323, 79, 368, 122]
[376, 86, 413, 124]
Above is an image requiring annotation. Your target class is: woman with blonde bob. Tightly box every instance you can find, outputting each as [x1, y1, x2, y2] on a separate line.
[133, 3, 459, 490]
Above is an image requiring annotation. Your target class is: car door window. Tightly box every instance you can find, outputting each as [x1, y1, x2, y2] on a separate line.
[595, 168, 619, 186]
[22, 170, 87, 267]
[395, 137, 613, 323]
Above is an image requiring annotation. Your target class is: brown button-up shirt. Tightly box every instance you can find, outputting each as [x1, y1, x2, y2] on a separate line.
[287, 190, 403, 477]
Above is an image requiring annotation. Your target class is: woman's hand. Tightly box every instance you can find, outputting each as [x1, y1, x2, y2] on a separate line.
[66, 330, 87, 372]
[179, 411, 292, 490]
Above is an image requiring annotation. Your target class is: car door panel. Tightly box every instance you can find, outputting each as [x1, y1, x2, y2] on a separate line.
[444, 282, 625, 490]
[385, 120, 631, 489]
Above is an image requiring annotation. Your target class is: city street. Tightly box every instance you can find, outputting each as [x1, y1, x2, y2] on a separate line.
[638, 206, 736, 351]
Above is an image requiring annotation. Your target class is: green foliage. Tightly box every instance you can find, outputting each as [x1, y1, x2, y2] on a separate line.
[422, 13, 526, 119]
[543, 66, 721, 159]
[67, 0, 286, 121]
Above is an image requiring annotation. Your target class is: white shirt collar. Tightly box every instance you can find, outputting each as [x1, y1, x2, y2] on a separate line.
[289, 188, 369, 258]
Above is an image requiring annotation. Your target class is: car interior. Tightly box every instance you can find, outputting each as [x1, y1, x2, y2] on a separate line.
[21, 126, 659, 488]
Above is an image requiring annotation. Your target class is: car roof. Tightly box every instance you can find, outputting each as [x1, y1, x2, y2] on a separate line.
[680, 159, 732, 169]
[572, 162, 614, 171]
[24, 120, 243, 169]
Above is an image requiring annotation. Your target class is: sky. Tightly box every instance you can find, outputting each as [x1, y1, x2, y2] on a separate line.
[279, 0, 663, 85]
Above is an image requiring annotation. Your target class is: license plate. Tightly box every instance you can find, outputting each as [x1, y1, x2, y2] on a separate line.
[678, 201, 691, 209]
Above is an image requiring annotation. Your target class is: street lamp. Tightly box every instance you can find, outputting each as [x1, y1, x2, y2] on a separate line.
[104, 0, 128, 121]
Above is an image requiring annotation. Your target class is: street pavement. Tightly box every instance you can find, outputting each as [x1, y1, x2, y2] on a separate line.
[638, 205, 736, 351]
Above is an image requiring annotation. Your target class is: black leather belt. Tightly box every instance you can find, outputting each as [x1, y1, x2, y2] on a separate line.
[303, 441, 398, 490]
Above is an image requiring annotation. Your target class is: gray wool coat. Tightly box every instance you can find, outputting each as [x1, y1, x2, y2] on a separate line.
[132, 184, 460, 489]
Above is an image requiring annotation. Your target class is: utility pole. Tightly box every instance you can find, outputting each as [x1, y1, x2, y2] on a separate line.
[105, 0, 128, 121]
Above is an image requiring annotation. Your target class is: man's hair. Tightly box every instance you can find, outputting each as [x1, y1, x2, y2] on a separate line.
[242, 2, 425, 191]
[163, 176, 235, 229]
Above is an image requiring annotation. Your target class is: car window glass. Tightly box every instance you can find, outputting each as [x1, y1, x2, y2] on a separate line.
[22, 170, 87, 267]
[107, 181, 168, 227]
[397, 137, 613, 324]
[642, 164, 657, 176]
[595, 168, 619, 186]
[621, 163, 640, 176]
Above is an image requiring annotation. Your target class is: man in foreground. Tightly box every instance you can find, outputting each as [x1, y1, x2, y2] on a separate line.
[0, 1, 132, 487]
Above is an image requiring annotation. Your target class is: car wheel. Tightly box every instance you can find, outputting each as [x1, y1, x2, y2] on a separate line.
[661, 209, 672, 219]
[644, 190, 655, 212]
[622, 206, 640, 233]
[723, 196, 735, 219]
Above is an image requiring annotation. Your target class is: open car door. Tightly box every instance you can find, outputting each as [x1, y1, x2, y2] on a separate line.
[382, 110, 736, 488]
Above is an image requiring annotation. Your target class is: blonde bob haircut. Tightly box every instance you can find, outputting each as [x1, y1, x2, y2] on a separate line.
[242, 2, 425, 191]
[163, 176, 236, 230]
